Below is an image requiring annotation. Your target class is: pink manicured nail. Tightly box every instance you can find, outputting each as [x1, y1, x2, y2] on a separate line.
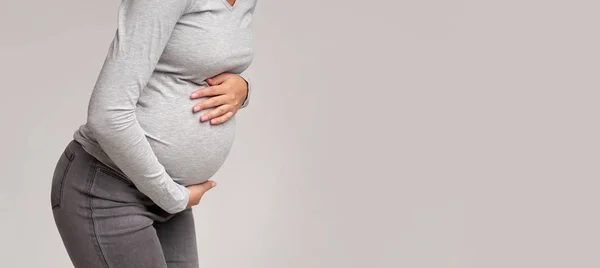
[193, 106, 201, 112]
[201, 115, 207, 121]
[190, 93, 198, 98]
[212, 181, 216, 187]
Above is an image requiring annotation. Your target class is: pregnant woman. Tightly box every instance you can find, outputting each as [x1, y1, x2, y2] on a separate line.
[49, 0, 256, 267]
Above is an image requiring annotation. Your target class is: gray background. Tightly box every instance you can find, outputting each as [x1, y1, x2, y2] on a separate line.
[1, 0, 599, 267]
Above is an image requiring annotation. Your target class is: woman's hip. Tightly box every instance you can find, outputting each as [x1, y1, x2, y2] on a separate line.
[49, 140, 197, 267]
[50, 139, 175, 220]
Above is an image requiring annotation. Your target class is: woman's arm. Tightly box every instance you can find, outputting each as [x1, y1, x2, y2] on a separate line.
[87, 0, 195, 214]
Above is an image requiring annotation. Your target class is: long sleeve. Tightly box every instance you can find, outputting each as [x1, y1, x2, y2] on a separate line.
[86, 0, 195, 213]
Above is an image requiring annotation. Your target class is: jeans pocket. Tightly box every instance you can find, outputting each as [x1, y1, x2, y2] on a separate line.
[50, 144, 75, 209]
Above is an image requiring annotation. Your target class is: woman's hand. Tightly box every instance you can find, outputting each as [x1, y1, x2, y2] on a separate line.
[190, 73, 249, 125]
[185, 180, 217, 209]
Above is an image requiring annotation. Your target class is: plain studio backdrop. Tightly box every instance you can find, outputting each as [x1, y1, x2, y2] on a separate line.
[1, 0, 599, 267]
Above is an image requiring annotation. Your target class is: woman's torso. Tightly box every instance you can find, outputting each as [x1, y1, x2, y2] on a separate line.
[74, 0, 255, 186]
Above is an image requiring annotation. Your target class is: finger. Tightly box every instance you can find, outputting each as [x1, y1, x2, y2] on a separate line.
[200, 104, 233, 122]
[198, 180, 217, 193]
[189, 180, 216, 199]
[190, 84, 226, 99]
[210, 111, 235, 125]
[192, 94, 230, 112]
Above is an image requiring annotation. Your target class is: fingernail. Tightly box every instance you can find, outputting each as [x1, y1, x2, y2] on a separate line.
[190, 93, 198, 98]
[201, 115, 207, 121]
[212, 181, 216, 187]
[193, 106, 201, 112]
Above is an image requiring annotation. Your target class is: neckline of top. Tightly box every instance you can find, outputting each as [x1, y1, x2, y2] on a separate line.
[220, 0, 237, 11]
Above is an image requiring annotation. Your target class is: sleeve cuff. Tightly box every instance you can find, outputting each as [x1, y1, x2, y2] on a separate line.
[164, 183, 190, 214]
[238, 73, 251, 109]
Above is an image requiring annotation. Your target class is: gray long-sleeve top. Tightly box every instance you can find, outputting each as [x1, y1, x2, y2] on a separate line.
[72, 0, 256, 213]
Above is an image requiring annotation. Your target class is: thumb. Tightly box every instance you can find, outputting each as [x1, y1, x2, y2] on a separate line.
[206, 74, 229, 85]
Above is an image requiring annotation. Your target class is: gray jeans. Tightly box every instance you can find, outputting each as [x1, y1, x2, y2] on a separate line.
[50, 139, 199, 268]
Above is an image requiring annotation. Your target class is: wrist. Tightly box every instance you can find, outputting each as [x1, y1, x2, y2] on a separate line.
[238, 74, 251, 109]
[177, 184, 191, 210]
[184, 186, 193, 209]
[241, 76, 249, 100]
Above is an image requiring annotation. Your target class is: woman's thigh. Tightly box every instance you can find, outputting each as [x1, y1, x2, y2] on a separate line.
[154, 208, 200, 268]
[51, 140, 173, 268]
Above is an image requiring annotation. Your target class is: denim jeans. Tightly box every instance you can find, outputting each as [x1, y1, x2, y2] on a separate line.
[50, 139, 199, 268]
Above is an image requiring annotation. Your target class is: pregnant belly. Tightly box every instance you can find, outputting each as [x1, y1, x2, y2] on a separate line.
[136, 95, 236, 186]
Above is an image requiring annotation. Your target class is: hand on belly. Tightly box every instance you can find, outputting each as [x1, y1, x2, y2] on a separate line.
[189, 72, 249, 124]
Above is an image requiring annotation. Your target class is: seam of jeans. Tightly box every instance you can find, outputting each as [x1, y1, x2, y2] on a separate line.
[86, 161, 111, 268]
[65, 143, 75, 160]
[52, 152, 75, 209]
